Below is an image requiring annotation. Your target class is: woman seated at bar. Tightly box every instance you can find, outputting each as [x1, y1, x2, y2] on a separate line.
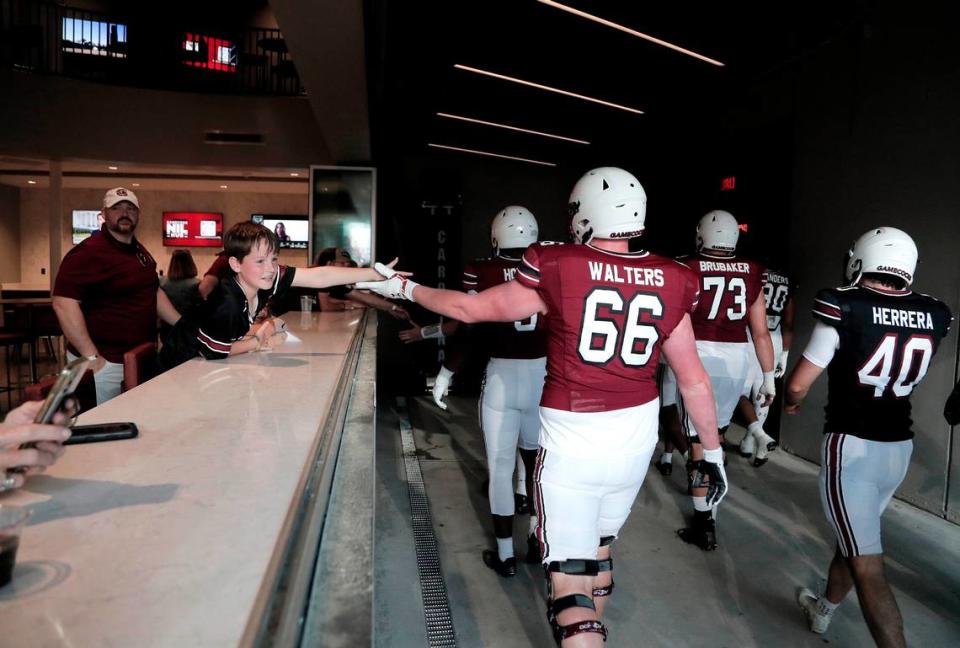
[158, 223, 405, 368]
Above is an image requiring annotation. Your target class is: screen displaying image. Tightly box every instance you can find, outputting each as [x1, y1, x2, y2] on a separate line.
[62, 18, 128, 57]
[182, 33, 237, 72]
[251, 214, 308, 249]
[72, 209, 102, 244]
[163, 212, 223, 247]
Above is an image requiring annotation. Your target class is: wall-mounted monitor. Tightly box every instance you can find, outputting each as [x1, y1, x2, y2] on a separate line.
[72, 209, 102, 244]
[252, 214, 308, 250]
[163, 212, 223, 247]
[62, 18, 128, 58]
[182, 33, 237, 72]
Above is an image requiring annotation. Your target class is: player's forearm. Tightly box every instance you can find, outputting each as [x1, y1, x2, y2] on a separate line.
[677, 377, 721, 450]
[229, 335, 262, 356]
[785, 357, 824, 407]
[52, 297, 98, 356]
[751, 327, 776, 372]
[412, 285, 487, 323]
[781, 328, 794, 352]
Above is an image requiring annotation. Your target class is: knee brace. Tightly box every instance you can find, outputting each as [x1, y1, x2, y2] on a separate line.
[544, 559, 611, 643]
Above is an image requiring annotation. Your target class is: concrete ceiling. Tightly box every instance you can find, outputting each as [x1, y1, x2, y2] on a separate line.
[269, 0, 371, 163]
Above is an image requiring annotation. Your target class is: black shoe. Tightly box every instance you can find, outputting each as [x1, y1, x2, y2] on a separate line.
[526, 534, 541, 564]
[480, 478, 489, 498]
[656, 460, 673, 476]
[514, 493, 529, 515]
[482, 550, 517, 577]
[677, 515, 717, 551]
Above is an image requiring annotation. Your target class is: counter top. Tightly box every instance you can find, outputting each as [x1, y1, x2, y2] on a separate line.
[0, 311, 365, 647]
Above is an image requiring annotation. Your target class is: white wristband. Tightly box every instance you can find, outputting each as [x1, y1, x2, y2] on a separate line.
[703, 447, 723, 464]
[437, 366, 455, 381]
[421, 324, 444, 340]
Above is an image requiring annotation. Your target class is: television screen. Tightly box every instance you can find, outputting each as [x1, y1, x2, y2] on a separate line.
[62, 18, 128, 58]
[252, 214, 308, 250]
[182, 33, 237, 72]
[72, 209, 102, 244]
[163, 212, 223, 247]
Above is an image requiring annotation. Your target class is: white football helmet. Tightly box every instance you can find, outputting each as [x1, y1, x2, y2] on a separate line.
[696, 210, 740, 253]
[568, 167, 646, 244]
[491, 206, 538, 252]
[845, 226, 917, 286]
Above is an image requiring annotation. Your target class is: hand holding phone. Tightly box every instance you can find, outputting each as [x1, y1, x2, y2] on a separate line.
[33, 356, 96, 425]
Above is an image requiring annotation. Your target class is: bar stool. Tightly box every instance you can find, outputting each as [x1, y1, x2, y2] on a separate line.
[122, 342, 159, 392]
[0, 331, 30, 411]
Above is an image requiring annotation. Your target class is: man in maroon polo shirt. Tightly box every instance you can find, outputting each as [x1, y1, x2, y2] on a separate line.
[53, 187, 181, 404]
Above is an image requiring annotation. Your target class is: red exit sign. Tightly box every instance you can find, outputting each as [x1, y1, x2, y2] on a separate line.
[721, 176, 736, 191]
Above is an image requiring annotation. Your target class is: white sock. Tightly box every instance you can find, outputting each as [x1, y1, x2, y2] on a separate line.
[748, 421, 764, 437]
[660, 452, 673, 464]
[692, 496, 710, 512]
[496, 537, 514, 561]
[816, 597, 838, 616]
[529, 516, 538, 536]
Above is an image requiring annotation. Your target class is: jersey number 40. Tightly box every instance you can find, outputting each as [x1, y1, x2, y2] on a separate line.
[858, 333, 934, 398]
[577, 288, 663, 367]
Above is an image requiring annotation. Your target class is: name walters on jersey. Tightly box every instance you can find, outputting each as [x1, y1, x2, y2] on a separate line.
[813, 285, 952, 442]
[516, 242, 699, 413]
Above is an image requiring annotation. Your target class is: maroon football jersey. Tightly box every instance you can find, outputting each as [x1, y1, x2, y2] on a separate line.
[516, 242, 700, 413]
[682, 253, 766, 343]
[462, 256, 548, 360]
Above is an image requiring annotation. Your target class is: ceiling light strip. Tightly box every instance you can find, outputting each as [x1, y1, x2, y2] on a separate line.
[538, 0, 725, 67]
[427, 143, 556, 167]
[437, 112, 590, 145]
[454, 64, 644, 115]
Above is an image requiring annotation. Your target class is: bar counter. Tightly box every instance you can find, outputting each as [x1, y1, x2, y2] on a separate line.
[0, 310, 369, 647]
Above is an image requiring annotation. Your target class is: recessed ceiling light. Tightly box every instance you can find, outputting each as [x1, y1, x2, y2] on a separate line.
[108, 165, 119, 170]
[454, 64, 644, 115]
[289, 172, 300, 177]
[437, 112, 590, 145]
[27, 180, 37, 185]
[428, 143, 556, 167]
[132, 183, 140, 187]
[220, 184, 229, 189]
[538, 0, 725, 67]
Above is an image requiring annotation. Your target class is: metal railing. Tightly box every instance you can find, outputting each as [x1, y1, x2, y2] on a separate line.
[0, 0, 304, 95]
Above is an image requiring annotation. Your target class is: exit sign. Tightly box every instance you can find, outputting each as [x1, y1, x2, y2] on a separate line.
[721, 176, 736, 191]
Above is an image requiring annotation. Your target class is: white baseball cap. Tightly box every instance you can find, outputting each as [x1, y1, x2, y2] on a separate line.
[103, 187, 140, 209]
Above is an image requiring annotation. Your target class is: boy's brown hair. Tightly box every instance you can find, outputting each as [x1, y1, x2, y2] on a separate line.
[224, 222, 278, 267]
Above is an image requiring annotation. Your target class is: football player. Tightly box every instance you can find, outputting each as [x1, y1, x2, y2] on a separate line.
[358, 167, 726, 647]
[786, 227, 951, 647]
[674, 210, 776, 551]
[738, 266, 796, 466]
[405, 207, 547, 575]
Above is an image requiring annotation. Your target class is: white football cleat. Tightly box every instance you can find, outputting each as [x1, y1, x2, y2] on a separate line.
[797, 587, 832, 634]
[753, 429, 778, 467]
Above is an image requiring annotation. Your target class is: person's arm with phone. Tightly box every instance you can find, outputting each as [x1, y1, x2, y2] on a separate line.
[0, 401, 72, 491]
[52, 296, 106, 373]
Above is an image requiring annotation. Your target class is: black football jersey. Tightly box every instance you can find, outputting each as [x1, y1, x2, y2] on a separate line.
[812, 285, 952, 442]
[763, 269, 796, 332]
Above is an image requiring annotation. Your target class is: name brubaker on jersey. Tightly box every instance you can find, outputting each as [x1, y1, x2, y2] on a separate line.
[699, 260, 751, 273]
[588, 261, 665, 286]
[873, 306, 935, 330]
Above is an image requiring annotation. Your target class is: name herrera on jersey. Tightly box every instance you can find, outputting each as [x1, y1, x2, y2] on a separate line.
[588, 261, 665, 286]
[699, 260, 751, 273]
[872, 306, 934, 330]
